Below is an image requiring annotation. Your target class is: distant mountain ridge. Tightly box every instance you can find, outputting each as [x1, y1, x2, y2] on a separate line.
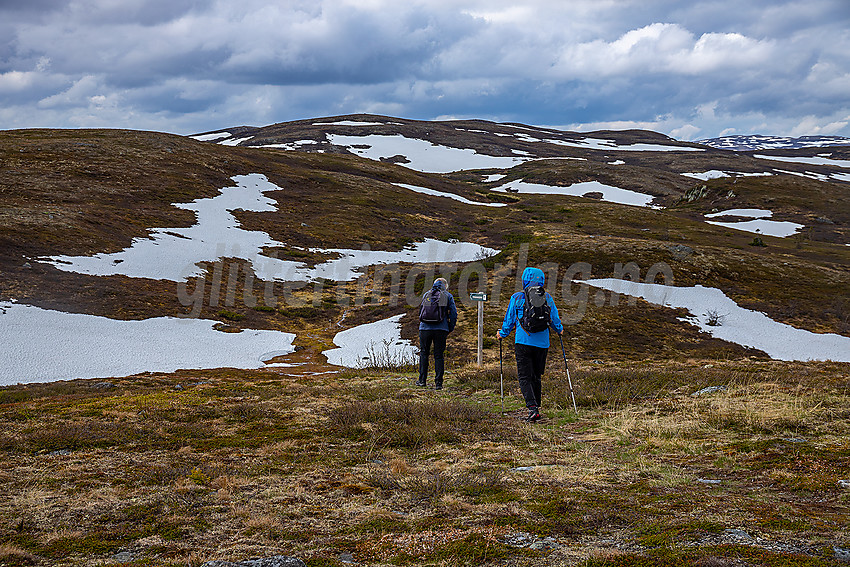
[697, 134, 850, 151]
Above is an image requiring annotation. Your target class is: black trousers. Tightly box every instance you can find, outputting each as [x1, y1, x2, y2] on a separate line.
[418, 329, 448, 386]
[515, 343, 548, 410]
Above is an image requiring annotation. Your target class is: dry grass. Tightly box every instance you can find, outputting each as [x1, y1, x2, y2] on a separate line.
[0, 360, 847, 566]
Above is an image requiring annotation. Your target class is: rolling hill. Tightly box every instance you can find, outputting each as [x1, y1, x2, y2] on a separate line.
[1, 114, 849, 379]
[1, 115, 849, 566]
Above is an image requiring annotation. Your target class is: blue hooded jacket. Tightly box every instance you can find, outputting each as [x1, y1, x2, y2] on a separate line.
[418, 279, 457, 333]
[499, 267, 563, 348]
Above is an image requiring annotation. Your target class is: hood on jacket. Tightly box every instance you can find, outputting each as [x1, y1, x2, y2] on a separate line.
[522, 267, 545, 289]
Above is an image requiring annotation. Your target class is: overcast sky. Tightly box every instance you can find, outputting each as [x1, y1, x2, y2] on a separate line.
[1, 0, 849, 140]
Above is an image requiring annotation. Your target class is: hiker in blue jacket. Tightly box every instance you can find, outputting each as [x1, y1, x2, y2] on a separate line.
[417, 277, 457, 390]
[497, 267, 563, 421]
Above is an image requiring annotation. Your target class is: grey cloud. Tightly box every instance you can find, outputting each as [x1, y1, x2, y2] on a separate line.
[0, 0, 848, 138]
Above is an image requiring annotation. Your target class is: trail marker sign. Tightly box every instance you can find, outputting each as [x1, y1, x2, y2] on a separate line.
[470, 293, 487, 365]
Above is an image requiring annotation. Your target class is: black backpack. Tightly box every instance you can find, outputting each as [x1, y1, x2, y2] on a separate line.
[419, 288, 445, 323]
[519, 285, 551, 333]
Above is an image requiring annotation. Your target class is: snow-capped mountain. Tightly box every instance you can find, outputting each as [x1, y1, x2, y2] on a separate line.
[698, 135, 850, 151]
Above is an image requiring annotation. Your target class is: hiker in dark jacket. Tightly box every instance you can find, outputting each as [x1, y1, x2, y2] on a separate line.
[497, 267, 563, 421]
[417, 277, 457, 390]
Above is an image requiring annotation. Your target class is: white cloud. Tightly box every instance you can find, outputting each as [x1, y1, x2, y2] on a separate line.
[0, 70, 36, 93]
[789, 115, 850, 137]
[670, 124, 701, 140]
[553, 24, 776, 79]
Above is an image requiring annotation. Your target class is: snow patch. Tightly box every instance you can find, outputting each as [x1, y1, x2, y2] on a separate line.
[550, 137, 704, 152]
[323, 314, 417, 368]
[219, 136, 253, 146]
[583, 280, 850, 362]
[0, 301, 296, 385]
[682, 171, 773, 180]
[704, 207, 803, 237]
[491, 179, 658, 208]
[313, 121, 394, 127]
[682, 170, 729, 180]
[394, 183, 506, 207]
[190, 132, 231, 141]
[705, 209, 774, 219]
[44, 174, 499, 282]
[755, 154, 850, 169]
[706, 219, 803, 238]
[774, 169, 832, 182]
[327, 133, 527, 173]
[301, 239, 498, 282]
[259, 140, 318, 150]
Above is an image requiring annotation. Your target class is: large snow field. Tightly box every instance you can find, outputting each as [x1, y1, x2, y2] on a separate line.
[326, 133, 527, 173]
[394, 183, 506, 207]
[0, 301, 296, 385]
[584, 279, 850, 362]
[323, 314, 418, 368]
[45, 174, 498, 283]
[491, 179, 658, 208]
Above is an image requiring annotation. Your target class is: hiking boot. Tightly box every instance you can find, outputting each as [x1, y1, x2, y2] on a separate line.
[435, 382, 443, 390]
[525, 408, 541, 422]
[416, 380, 426, 387]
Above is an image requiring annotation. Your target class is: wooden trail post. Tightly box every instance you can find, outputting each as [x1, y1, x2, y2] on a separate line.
[470, 292, 487, 367]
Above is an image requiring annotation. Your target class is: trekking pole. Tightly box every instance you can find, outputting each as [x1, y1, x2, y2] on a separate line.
[559, 334, 578, 414]
[499, 336, 504, 414]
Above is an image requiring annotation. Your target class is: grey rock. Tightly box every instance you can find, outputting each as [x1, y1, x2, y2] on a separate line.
[112, 551, 134, 563]
[503, 532, 535, 547]
[529, 537, 561, 551]
[692, 385, 726, 397]
[667, 244, 694, 259]
[723, 528, 753, 541]
[503, 532, 560, 551]
[838, 480, 850, 489]
[835, 547, 850, 562]
[90, 382, 116, 390]
[697, 478, 721, 484]
[48, 449, 71, 457]
[201, 558, 306, 567]
[339, 552, 355, 564]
